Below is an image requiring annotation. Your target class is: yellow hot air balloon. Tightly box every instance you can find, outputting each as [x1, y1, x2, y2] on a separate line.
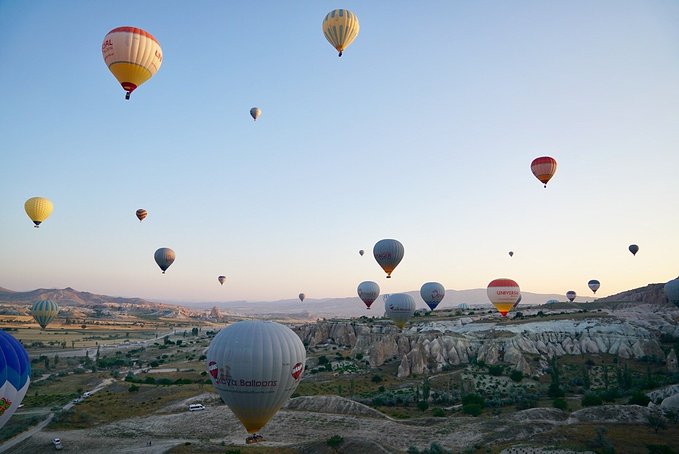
[322, 9, 360, 57]
[102, 27, 163, 100]
[24, 197, 53, 228]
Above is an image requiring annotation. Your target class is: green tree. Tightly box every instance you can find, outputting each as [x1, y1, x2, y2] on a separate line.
[422, 377, 431, 402]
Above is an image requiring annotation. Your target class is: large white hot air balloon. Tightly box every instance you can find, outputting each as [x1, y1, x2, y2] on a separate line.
[357, 281, 380, 309]
[384, 293, 416, 328]
[207, 321, 305, 443]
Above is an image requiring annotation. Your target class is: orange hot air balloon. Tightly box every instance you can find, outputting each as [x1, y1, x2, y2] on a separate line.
[102, 27, 163, 100]
[487, 278, 520, 317]
[530, 156, 557, 188]
[136, 209, 147, 222]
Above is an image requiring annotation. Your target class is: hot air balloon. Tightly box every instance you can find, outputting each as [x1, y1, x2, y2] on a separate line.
[629, 244, 639, 256]
[24, 197, 53, 228]
[218, 276, 226, 286]
[566, 290, 576, 302]
[373, 239, 404, 278]
[530, 156, 557, 188]
[102, 27, 163, 100]
[250, 107, 261, 121]
[0, 331, 31, 430]
[154, 248, 175, 274]
[508, 251, 514, 257]
[357, 281, 380, 309]
[664, 277, 679, 308]
[298, 293, 305, 302]
[31, 300, 59, 329]
[420, 282, 445, 311]
[207, 320, 305, 443]
[359, 250, 364, 256]
[487, 278, 520, 317]
[512, 294, 522, 309]
[135, 209, 147, 222]
[384, 294, 416, 329]
[588, 279, 600, 294]
[322, 9, 360, 57]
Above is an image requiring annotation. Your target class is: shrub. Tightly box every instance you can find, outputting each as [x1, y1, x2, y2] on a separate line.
[462, 403, 483, 416]
[509, 370, 524, 382]
[417, 400, 429, 411]
[628, 391, 650, 406]
[581, 392, 603, 407]
[128, 384, 140, 392]
[326, 435, 343, 448]
[317, 355, 329, 365]
[432, 407, 445, 417]
[371, 375, 383, 383]
[552, 398, 568, 410]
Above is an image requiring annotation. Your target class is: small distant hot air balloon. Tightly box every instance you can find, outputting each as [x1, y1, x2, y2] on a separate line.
[322, 9, 360, 57]
[136, 209, 147, 222]
[250, 107, 261, 121]
[102, 26, 163, 100]
[31, 300, 59, 329]
[628, 244, 639, 256]
[566, 290, 576, 302]
[359, 250, 364, 256]
[357, 281, 380, 309]
[512, 294, 522, 309]
[298, 293, 305, 302]
[420, 282, 445, 311]
[154, 248, 175, 274]
[588, 279, 600, 294]
[24, 197, 53, 228]
[218, 276, 226, 286]
[531, 156, 557, 188]
[487, 278, 520, 317]
[384, 294, 416, 329]
[207, 320, 305, 443]
[0, 331, 31, 430]
[508, 251, 514, 257]
[373, 239, 404, 278]
[664, 277, 679, 308]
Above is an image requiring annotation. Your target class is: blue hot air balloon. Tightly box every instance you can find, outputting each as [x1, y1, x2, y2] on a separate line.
[420, 282, 445, 311]
[664, 277, 679, 308]
[0, 331, 31, 429]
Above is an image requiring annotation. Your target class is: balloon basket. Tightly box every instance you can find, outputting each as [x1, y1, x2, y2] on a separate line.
[246, 434, 264, 444]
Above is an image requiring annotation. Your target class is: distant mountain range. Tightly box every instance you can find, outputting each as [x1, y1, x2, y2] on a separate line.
[1, 282, 672, 320]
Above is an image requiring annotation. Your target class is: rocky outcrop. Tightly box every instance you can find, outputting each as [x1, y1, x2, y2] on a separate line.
[667, 349, 678, 373]
[284, 395, 388, 419]
[567, 405, 650, 424]
[295, 317, 671, 378]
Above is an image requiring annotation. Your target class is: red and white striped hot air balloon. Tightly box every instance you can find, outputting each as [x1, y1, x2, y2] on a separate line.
[102, 27, 163, 100]
[530, 156, 557, 188]
[487, 278, 520, 317]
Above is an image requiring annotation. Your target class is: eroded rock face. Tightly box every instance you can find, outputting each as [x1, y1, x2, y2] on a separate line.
[294, 316, 671, 378]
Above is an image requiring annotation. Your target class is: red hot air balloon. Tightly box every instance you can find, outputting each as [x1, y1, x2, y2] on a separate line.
[531, 156, 557, 188]
[487, 278, 520, 317]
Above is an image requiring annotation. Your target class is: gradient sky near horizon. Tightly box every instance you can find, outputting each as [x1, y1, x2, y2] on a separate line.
[1, 1, 678, 304]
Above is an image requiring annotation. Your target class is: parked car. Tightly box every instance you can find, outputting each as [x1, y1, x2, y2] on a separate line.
[82, 392, 92, 398]
[188, 404, 205, 411]
[52, 438, 63, 450]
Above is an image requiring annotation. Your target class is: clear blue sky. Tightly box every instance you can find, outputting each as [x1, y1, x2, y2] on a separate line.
[1, 1, 678, 303]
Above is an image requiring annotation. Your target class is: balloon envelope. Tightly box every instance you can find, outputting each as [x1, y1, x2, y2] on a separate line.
[322, 9, 360, 57]
[629, 244, 639, 256]
[373, 239, 404, 278]
[31, 300, 59, 329]
[357, 281, 380, 309]
[0, 331, 31, 430]
[588, 280, 600, 294]
[530, 156, 557, 187]
[420, 282, 445, 311]
[136, 209, 147, 222]
[298, 293, 305, 302]
[487, 278, 520, 317]
[508, 251, 514, 257]
[359, 250, 364, 256]
[24, 197, 53, 228]
[102, 27, 162, 99]
[566, 291, 576, 302]
[207, 320, 305, 434]
[384, 294, 416, 328]
[664, 278, 679, 308]
[512, 294, 522, 309]
[250, 107, 261, 121]
[154, 248, 175, 274]
[218, 276, 226, 285]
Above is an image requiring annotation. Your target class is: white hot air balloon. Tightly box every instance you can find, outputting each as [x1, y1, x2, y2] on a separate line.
[357, 281, 380, 309]
[384, 293, 416, 329]
[207, 320, 306, 443]
[373, 239, 405, 278]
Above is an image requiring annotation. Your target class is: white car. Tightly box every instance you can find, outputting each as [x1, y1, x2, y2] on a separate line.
[188, 404, 205, 411]
[52, 438, 63, 450]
